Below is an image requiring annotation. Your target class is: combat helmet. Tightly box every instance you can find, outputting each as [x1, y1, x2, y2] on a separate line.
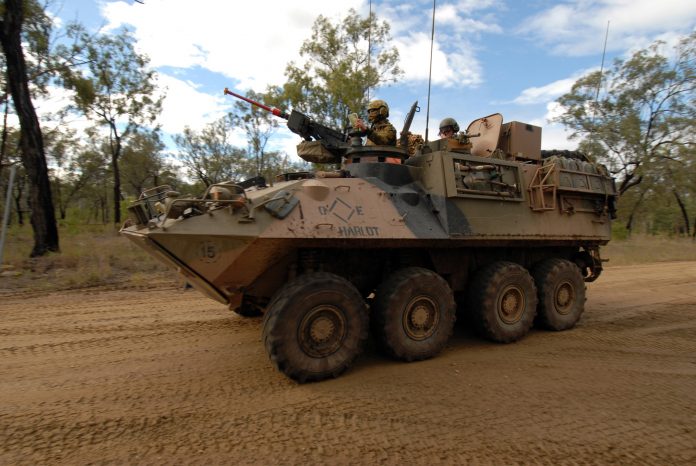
[367, 99, 389, 121]
[439, 117, 460, 135]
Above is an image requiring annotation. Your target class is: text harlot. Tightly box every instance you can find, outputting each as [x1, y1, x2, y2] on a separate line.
[337, 225, 380, 237]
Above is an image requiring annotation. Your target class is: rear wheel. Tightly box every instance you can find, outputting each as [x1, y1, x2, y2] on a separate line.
[262, 272, 369, 383]
[532, 258, 586, 330]
[467, 261, 537, 343]
[373, 267, 456, 361]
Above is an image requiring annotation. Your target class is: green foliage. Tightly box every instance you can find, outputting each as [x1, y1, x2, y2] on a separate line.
[59, 25, 163, 223]
[174, 115, 250, 186]
[0, 0, 54, 98]
[120, 129, 178, 197]
[281, 9, 402, 128]
[231, 89, 281, 180]
[611, 222, 629, 241]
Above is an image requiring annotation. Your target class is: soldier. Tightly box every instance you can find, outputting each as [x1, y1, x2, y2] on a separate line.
[355, 99, 397, 146]
[438, 117, 460, 138]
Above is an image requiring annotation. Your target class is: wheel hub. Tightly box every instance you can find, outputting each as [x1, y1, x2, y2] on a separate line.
[310, 316, 335, 343]
[498, 286, 525, 324]
[555, 282, 574, 315]
[403, 296, 439, 341]
[299, 305, 346, 358]
[410, 306, 430, 328]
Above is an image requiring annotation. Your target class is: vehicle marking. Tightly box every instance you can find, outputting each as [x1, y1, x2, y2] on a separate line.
[318, 197, 364, 224]
[199, 241, 220, 263]
[337, 226, 380, 237]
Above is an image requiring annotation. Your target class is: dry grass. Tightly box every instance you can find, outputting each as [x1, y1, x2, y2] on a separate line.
[0, 224, 175, 293]
[1, 225, 694, 293]
[603, 235, 696, 266]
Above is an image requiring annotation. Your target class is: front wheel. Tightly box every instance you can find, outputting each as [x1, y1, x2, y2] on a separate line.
[262, 272, 369, 383]
[373, 267, 456, 361]
[532, 258, 586, 330]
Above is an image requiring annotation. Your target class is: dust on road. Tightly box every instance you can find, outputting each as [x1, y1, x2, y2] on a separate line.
[1, 262, 695, 464]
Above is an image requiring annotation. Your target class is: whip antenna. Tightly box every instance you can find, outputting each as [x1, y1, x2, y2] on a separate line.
[366, 0, 372, 103]
[424, 0, 436, 142]
[589, 21, 610, 159]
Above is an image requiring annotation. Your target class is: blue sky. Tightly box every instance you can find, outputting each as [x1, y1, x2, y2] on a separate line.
[47, 0, 696, 157]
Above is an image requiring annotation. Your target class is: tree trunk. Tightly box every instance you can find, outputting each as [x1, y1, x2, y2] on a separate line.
[13, 173, 24, 226]
[625, 190, 647, 236]
[110, 123, 122, 224]
[0, 89, 9, 180]
[672, 189, 690, 236]
[0, 0, 59, 256]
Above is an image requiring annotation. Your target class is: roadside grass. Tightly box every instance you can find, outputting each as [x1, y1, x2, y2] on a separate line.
[1, 224, 694, 293]
[0, 224, 175, 293]
[603, 235, 696, 266]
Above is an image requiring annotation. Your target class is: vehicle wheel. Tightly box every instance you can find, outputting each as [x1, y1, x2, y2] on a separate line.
[532, 258, 586, 330]
[262, 272, 368, 383]
[467, 261, 537, 343]
[373, 267, 456, 361]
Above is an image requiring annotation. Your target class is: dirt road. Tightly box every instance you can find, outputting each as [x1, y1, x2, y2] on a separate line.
[1, 262, 695, 465]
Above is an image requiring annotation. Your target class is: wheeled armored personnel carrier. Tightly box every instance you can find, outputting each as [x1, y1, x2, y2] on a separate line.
[121, 94, 617, 382]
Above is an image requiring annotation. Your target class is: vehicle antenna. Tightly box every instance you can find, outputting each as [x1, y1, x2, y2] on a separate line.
[589, 21, 610, 160]
[424, 0, 436, 143]
[366, 0, 372, 104]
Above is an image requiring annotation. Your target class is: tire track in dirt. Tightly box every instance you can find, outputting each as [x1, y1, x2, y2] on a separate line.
[1, 262, 695, 465]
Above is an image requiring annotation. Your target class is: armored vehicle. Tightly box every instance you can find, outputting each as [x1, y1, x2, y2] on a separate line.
[121, 93, 617, 382]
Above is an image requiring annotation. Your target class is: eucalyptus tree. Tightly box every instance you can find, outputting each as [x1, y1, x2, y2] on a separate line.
[281, 9, 402, 129]
[0, 0, 59, 255]
[61, 26, 163, 224]
[120, 129, 178, 197]
[174, 115, 249, 187]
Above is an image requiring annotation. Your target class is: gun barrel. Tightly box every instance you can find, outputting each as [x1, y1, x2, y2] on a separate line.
[223, 88, 289, 119]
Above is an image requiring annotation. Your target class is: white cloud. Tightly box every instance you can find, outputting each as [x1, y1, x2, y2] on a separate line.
[518, 0, 696, 56]
[511, 75, 584, 105]
[539, 123, 578, 151]
[544, 101, 568, 122]
[156, 74, 229, 134]
[455, 0, 502, 11]
[100, 0, 497, 93]
[393, 33, 483, 87]
[101, 0, 364, 92]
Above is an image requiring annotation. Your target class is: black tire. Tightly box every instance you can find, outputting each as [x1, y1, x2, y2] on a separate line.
[532, 258, 586, 330]
[467, 261, 537, 343]
[373, 267, 456, 361]
[262, 272, 368, 383]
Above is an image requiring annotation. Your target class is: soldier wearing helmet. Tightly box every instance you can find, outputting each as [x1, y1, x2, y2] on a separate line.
[354, 99, 397, 146]
[438, 117, 460, 139]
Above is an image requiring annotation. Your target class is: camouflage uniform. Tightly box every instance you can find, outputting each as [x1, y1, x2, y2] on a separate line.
[366, 119, 397, 146]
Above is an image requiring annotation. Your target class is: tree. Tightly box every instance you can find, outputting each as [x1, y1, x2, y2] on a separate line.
[0, 0, 59, 256]
[61, 26, 162, 224]
[230, 89, 284, 181]
[282, 9, 402, 129]
[120, 129, 178, 197]
[51, 139, 108, 221]
[174, 115, 249, 187]
[554, 33, 696, 233]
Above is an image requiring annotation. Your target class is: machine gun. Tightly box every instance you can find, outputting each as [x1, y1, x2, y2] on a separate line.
[399, 100, 419, 149]
[224, 88, 350, 156]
